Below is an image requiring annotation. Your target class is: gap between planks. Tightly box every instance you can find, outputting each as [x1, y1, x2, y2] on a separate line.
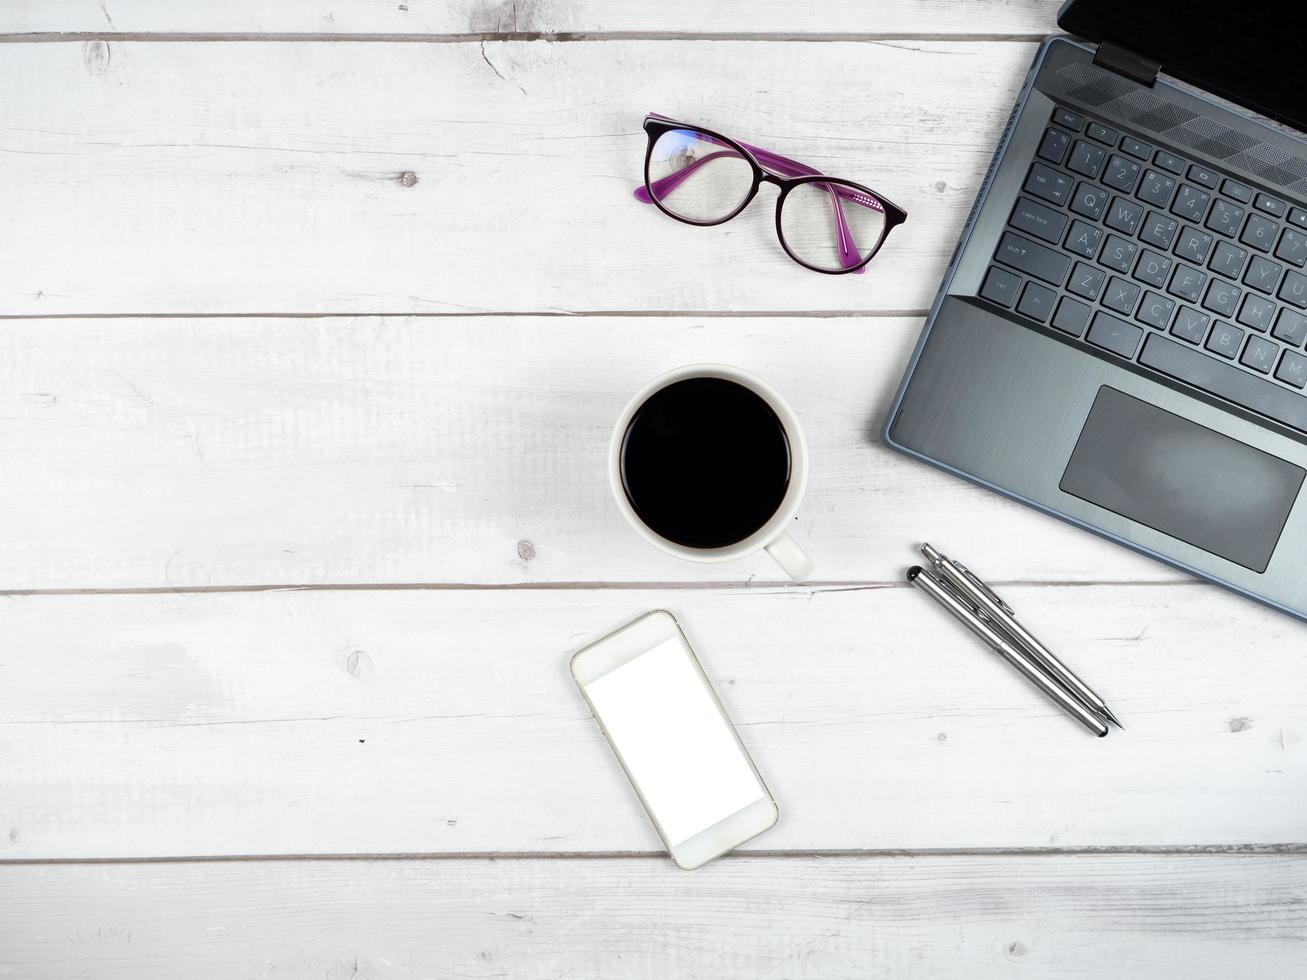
[3, 843, 1305, 867]
[0, 31, 1047, 44]
[0, 579, 1202, 598]
[0, 309, 930, 320]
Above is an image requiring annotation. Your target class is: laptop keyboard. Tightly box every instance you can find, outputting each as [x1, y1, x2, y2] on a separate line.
[980, 104, 1307, 435]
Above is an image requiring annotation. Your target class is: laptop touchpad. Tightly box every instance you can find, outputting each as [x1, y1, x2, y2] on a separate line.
[1060, 387, 1304, 573]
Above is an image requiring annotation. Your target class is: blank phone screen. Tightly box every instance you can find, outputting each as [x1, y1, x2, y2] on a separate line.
[584, 636, 767, 846]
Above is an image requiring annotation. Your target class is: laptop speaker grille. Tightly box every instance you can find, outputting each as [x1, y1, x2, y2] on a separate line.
[1047, 63, 1307, 196]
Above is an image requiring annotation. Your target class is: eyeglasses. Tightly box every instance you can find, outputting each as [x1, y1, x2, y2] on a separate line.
[634, 113, 907, 275]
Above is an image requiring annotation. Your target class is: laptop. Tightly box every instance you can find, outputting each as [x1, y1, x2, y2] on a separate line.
[885, 0, 1307, 620]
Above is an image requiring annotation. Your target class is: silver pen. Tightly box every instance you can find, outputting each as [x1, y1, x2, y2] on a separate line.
[907, 565, 1109, 738]
[919, 543, 1122, 729]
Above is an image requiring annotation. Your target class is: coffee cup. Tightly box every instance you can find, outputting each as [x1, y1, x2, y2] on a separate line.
[609, 364, 814, 580]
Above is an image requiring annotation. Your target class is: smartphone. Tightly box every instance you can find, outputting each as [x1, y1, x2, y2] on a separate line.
[570, 610, 778, 869]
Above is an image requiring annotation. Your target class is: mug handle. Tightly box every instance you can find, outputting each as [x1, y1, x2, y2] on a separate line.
[765, 532, 814, 581]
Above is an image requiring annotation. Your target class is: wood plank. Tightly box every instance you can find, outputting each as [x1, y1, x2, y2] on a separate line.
[0, 39, 1035, 316]
[0, 0, 1054, 38]
[2, 585, 1303, 859]
[1, 854, 1303, 979]
[0, 315, 1176, 591]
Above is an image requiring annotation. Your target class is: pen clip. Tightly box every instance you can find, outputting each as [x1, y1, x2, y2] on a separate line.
[926, 568, 983, 616]
[953, 560, 1015, 616]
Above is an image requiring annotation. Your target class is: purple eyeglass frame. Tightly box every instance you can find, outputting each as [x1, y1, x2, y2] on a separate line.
[634, 112, 908, 275]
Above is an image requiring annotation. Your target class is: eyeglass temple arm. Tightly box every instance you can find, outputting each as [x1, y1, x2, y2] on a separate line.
[634, 128, 882, 272]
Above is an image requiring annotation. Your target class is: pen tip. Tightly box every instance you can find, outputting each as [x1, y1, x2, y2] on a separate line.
[1100, 707, 1124, 729]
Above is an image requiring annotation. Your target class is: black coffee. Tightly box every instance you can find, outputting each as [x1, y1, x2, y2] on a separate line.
[620, 377, 791, 549]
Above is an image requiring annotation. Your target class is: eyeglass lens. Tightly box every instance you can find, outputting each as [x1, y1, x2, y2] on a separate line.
[647, 128, 753, 223]
[779, 182, 887, 272]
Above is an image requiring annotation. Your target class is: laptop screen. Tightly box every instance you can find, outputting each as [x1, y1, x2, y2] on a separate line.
[1058, 0, 1307, 133]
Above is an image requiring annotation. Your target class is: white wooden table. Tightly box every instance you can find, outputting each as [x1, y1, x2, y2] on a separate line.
[1, 2, 1304, 976]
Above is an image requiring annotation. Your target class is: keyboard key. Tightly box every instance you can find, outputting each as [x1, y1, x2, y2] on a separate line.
[1187, 164, 1220, 190]
[1244, 255, 1283, 294]
[1241, 335, 1280, 374]
[1171, 306, 1210, 344]
[1052, 107, 1084, 131]
[1067, 140, 1105, 178]
[1100, 234, 1138, 273]
[1237, 293, 1277, 333]
[1069, 182, 1109, 221]
[1205, 320, 1244, 359]
[1168, 264, 1206, 303]
[1140, 210, 1179, 250]
[980, 265, 1022, 308]
[1010, 197, 1068, 244]
[1105, 195, 1142, 234]
[1241, 213, 1279, 251]
[1277, 349, 1307, 389]
[1064, 219, 1102, 257]
[1103, 275, 1140, 314]
[1275, 228, 1307, 268]
[1273, 308, 1307, 347]
[1121, 136, 1153, 160]
[1205, 199, 1243, 238]
[1037, 128, 1071, 165]
[1137, 290, 1175, 329]
[1024, 163, 1073, 206]
[1203, 279, 1241, 317]
[1138, 169, 1177, 207]
[1174, 226, 1213, 264]
[1102, 153, 1140, 193]
[1171, 184, 1210, 222]
[1290, 207, 1307, 230]
[1255, 193, 1287, 217]
[1134, 249, 1173, 288]
[1087, 121, 1119, 145]
[995, 231, 1070, 285]
[1052, 296, 1092, 337]
[1068, 261, 1105, 300]
[1017, 281, 1057, 322]
[1209, 240, 1248, 279]
[1280, 269, 1307, 309]
[1142, 333, 1307, 433]
[1221, 179, 1252, 203]
[1088, 311, 1144, 358]
[1154, 150, 1186, 174]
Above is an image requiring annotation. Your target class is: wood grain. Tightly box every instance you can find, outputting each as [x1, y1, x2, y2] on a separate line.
[1, 854, 1303, 979]
[0, 38, 1035, 315]
[3, 13, 1302, 976]
[2, 585, 1303, 859]
[0, 315, 1177, 591]
[0, 0, 1054, 38]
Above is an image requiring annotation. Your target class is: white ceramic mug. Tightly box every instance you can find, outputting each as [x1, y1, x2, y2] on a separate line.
[609, 364, 814, 580]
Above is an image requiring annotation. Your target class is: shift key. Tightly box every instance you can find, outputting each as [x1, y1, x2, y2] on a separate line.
[995, 232, 1070, 285]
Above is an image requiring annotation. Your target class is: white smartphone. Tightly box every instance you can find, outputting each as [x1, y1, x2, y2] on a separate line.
[570, 610, 778, 869]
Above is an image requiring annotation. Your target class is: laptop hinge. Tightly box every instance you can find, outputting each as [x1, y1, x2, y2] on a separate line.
[1092, 41, 1159, 87]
